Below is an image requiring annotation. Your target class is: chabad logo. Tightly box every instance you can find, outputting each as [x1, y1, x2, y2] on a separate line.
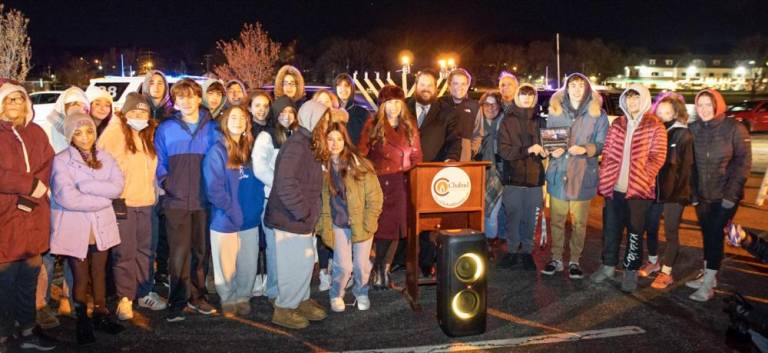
[431, 167, 471, 208]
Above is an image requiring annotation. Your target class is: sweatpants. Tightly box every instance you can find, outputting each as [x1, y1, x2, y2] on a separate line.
[164, 208, 209, 310]
[502, 185, 543, 254]
[112, 206, 153, 301]
[549, 197, 591, 263]
[0, 255, 42, 337]
[274, 229, 314, 309]
[644, 202, 684, 267]
[261, 205, 278, 299]
[330, 226, 373, 300]
[210, 227, 260, 304]
[602, 191, 652, 270]
[68, 246, 109, 313]
[696, 201, 738, 270]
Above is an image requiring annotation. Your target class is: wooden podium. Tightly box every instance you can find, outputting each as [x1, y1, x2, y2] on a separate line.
[403, 161, 489, 310]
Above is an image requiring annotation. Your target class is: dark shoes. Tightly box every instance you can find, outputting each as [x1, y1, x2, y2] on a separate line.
[497, 253, 519, 269]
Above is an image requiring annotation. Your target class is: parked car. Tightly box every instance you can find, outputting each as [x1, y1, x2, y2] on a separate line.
[29, 91, 62, 127]
[727, 99, 768, 132]
[87, 75, 208, 112]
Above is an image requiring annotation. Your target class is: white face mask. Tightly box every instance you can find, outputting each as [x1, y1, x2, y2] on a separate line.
[127, 118, 149, 131]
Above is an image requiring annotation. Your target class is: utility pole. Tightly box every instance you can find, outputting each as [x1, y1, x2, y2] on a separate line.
[556, 33, 561, 88]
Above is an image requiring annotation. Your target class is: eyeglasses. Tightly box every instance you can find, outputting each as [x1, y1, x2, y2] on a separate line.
[282, 81, 297, 87]
[5, 96, 26, 105]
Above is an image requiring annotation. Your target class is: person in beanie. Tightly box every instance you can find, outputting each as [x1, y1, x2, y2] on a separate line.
[141, 70, 175, 121]
[155, 79, 220, 322]
[252, 96, 299, 303]
[686, 88, 751, 302]
[50, 112, 126, 344]
[203, 105, 265, 317]
[592, 84, 667, 293]
[97, 93, 166, 321]
[201, 79, 227, 121]
[316, 121, 383, 313]
[43, 86, 90, 153]
[248, 90, 273, 139]
[541, 73, 609, 279]
[638, 93, 694, 290]
[274, 65, 307, 107]
[335, 73, 371, 145]
[497, 84, 547, 271]
[358, 85, 423, 289]
[85, 86, 114, 136]
[0, 81, 57, 351]
[264, 100, 329, 329]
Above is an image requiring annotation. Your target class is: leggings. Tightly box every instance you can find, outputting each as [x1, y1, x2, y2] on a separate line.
[374, 239, 399, 267]
[67, 246, 109, 314]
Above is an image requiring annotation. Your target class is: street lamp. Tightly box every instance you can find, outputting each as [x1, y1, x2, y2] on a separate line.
[447, 58, 456, 70]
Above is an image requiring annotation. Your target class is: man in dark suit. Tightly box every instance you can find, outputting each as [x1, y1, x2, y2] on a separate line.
[405, 70, 461, 162]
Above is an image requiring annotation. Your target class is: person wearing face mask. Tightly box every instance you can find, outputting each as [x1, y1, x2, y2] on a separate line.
[201, 79, 227, 121]
[335, 73, 371, 145]
[593, 84, 667, 293]
[141, 70, 175, 121]
[44, 86, 90, 153]
[247, 90, 273, 139]
[97, 93, 167, 321]
[0, 81, 57, 352]
[50, 112, 126, 344]
[203, 105, 265, 318]
[225, 80, 247, 106]
[274, 65, 307, 107]
[686, 88, 751, 302]
[85, 87, 114, 136]
[252, 96, 299, 303]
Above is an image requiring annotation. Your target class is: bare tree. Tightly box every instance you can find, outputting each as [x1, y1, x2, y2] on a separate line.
[214, 22, 281, 89]
[0, 3, 31, 81]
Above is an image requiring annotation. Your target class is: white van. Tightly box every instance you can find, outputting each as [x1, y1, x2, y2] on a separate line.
[86, 75, 208, 112]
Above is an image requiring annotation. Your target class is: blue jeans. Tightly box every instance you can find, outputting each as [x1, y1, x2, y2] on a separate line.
[1, 255, 42, 337]
[41, 252, 73, 303]
[329, 226, 373, 300]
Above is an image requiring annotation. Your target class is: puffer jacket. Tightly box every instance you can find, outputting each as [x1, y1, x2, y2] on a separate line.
[497, 84, 546, 187]
[655, 121, 694, 203]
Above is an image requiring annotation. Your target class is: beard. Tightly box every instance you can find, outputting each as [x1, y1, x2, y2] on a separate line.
[415, 90, 436, 105]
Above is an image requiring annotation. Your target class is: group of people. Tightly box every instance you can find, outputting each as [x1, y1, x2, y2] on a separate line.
[0, 61, 751, 351]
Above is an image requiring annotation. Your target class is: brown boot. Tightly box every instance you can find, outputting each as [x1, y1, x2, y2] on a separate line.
[297, 299, 327, 321]
[235, 300, 252, 316]
[271, 306, 309, 329]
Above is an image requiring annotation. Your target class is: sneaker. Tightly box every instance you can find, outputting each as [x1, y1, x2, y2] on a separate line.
[138, 292, 168, 311]
[19, 328, 57, 351]
[166, 310, 185, 323]
[686, 270, 718, 289]
[521, 254, 537, 271]
[651, 272, 675, 289]
[221, 303, 237, 318]
[297, 299, 327, 321]
[590, 265, 615, 284]
[272, 307, 309, 330]
[187, 300, 217, 315]
[497, 253, 519, 269]
[36, 306, 60, 329]
[621, 270, 638, 293]
[116, 297, 134, 321]
[318, 270, 331, 292]
[330, 297, 346, 312]
[568, 263, 584, 279]
[638, 261, 661, 278]
[540, 260, 564, 275]
[355, 295, 370, 311]
[236, 300, 252, 316]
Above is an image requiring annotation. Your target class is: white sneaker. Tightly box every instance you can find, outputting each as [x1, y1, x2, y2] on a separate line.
[117, 297, 134, 321]
[319, 270, 331, 292]
[686, 269, 718, 289]
[355, 295, 370, 311]
[330, 297, 346, 312]
[138, 292, 168, 311]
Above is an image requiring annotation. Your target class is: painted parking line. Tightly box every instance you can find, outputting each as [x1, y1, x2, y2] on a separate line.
[342, 326, 646, 353]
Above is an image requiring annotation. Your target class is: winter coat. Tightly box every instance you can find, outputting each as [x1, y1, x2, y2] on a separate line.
[406, 97, 461, 162]
[497, 84, 546, 187]
[0, 83, 55, 264]
[203, 141, 265, 233]
[545, 73, 609, 201]
[50, 146, 125, 260]
[43, 86, 89, 153]
[274, 65, 306, 104]
[655, 121, 694, 204]
[358, 118, 423, 175]
[689, 89, 751, 203]
[141, 70, 176, 121]
[154, 110, 220, 210]
[599, 84, 667, 200]
[317, 157, 383, 249]
[252, 131, 279, 197]
[343, 99, 371, 146]
[96, 120, 158, 207]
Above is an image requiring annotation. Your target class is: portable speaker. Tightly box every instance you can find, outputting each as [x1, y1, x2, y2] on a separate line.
[436, 229, 487, 337]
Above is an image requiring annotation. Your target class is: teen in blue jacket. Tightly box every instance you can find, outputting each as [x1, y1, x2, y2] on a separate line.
[203, 105, 265, 317]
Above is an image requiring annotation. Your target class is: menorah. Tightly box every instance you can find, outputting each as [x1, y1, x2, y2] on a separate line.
[352, 69, 452, 109]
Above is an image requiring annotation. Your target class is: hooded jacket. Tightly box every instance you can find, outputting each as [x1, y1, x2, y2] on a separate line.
[225, 79, 247, 104]
[203, 141, 265, 233]
[85, 86, 114, 136]
[689, 89, 751, 203]
[264, 101, 326, 234]
[252, 96, 297, 196]
[154, 109, 220, 210]
[598, 84, 667, 200]
[0, 83, 55, 264]
[651, 92, 694, 204]
[50, 146, 125, 259]
[44, 86, 89, 153]
[545, 73, 610, 201]
[141, 70, 176, 121]
[274, 65, 306, 105]
[201, 79, 227, 118]
[497, 84, 546, 187]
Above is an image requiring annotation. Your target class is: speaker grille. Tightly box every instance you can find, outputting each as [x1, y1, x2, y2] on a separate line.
[451, 289, 481, 320]
[454, 253, 484, 283]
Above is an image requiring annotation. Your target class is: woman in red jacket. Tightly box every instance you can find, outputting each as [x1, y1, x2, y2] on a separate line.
[0, 81, 56, 351]
[358, 85, 422, 289]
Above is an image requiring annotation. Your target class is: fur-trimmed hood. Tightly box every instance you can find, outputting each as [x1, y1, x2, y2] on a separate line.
[548, 73, 603, 118]
[274, 65, 306, 103]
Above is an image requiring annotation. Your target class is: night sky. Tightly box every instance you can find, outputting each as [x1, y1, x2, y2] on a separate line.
[6, 0, 768, 68]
